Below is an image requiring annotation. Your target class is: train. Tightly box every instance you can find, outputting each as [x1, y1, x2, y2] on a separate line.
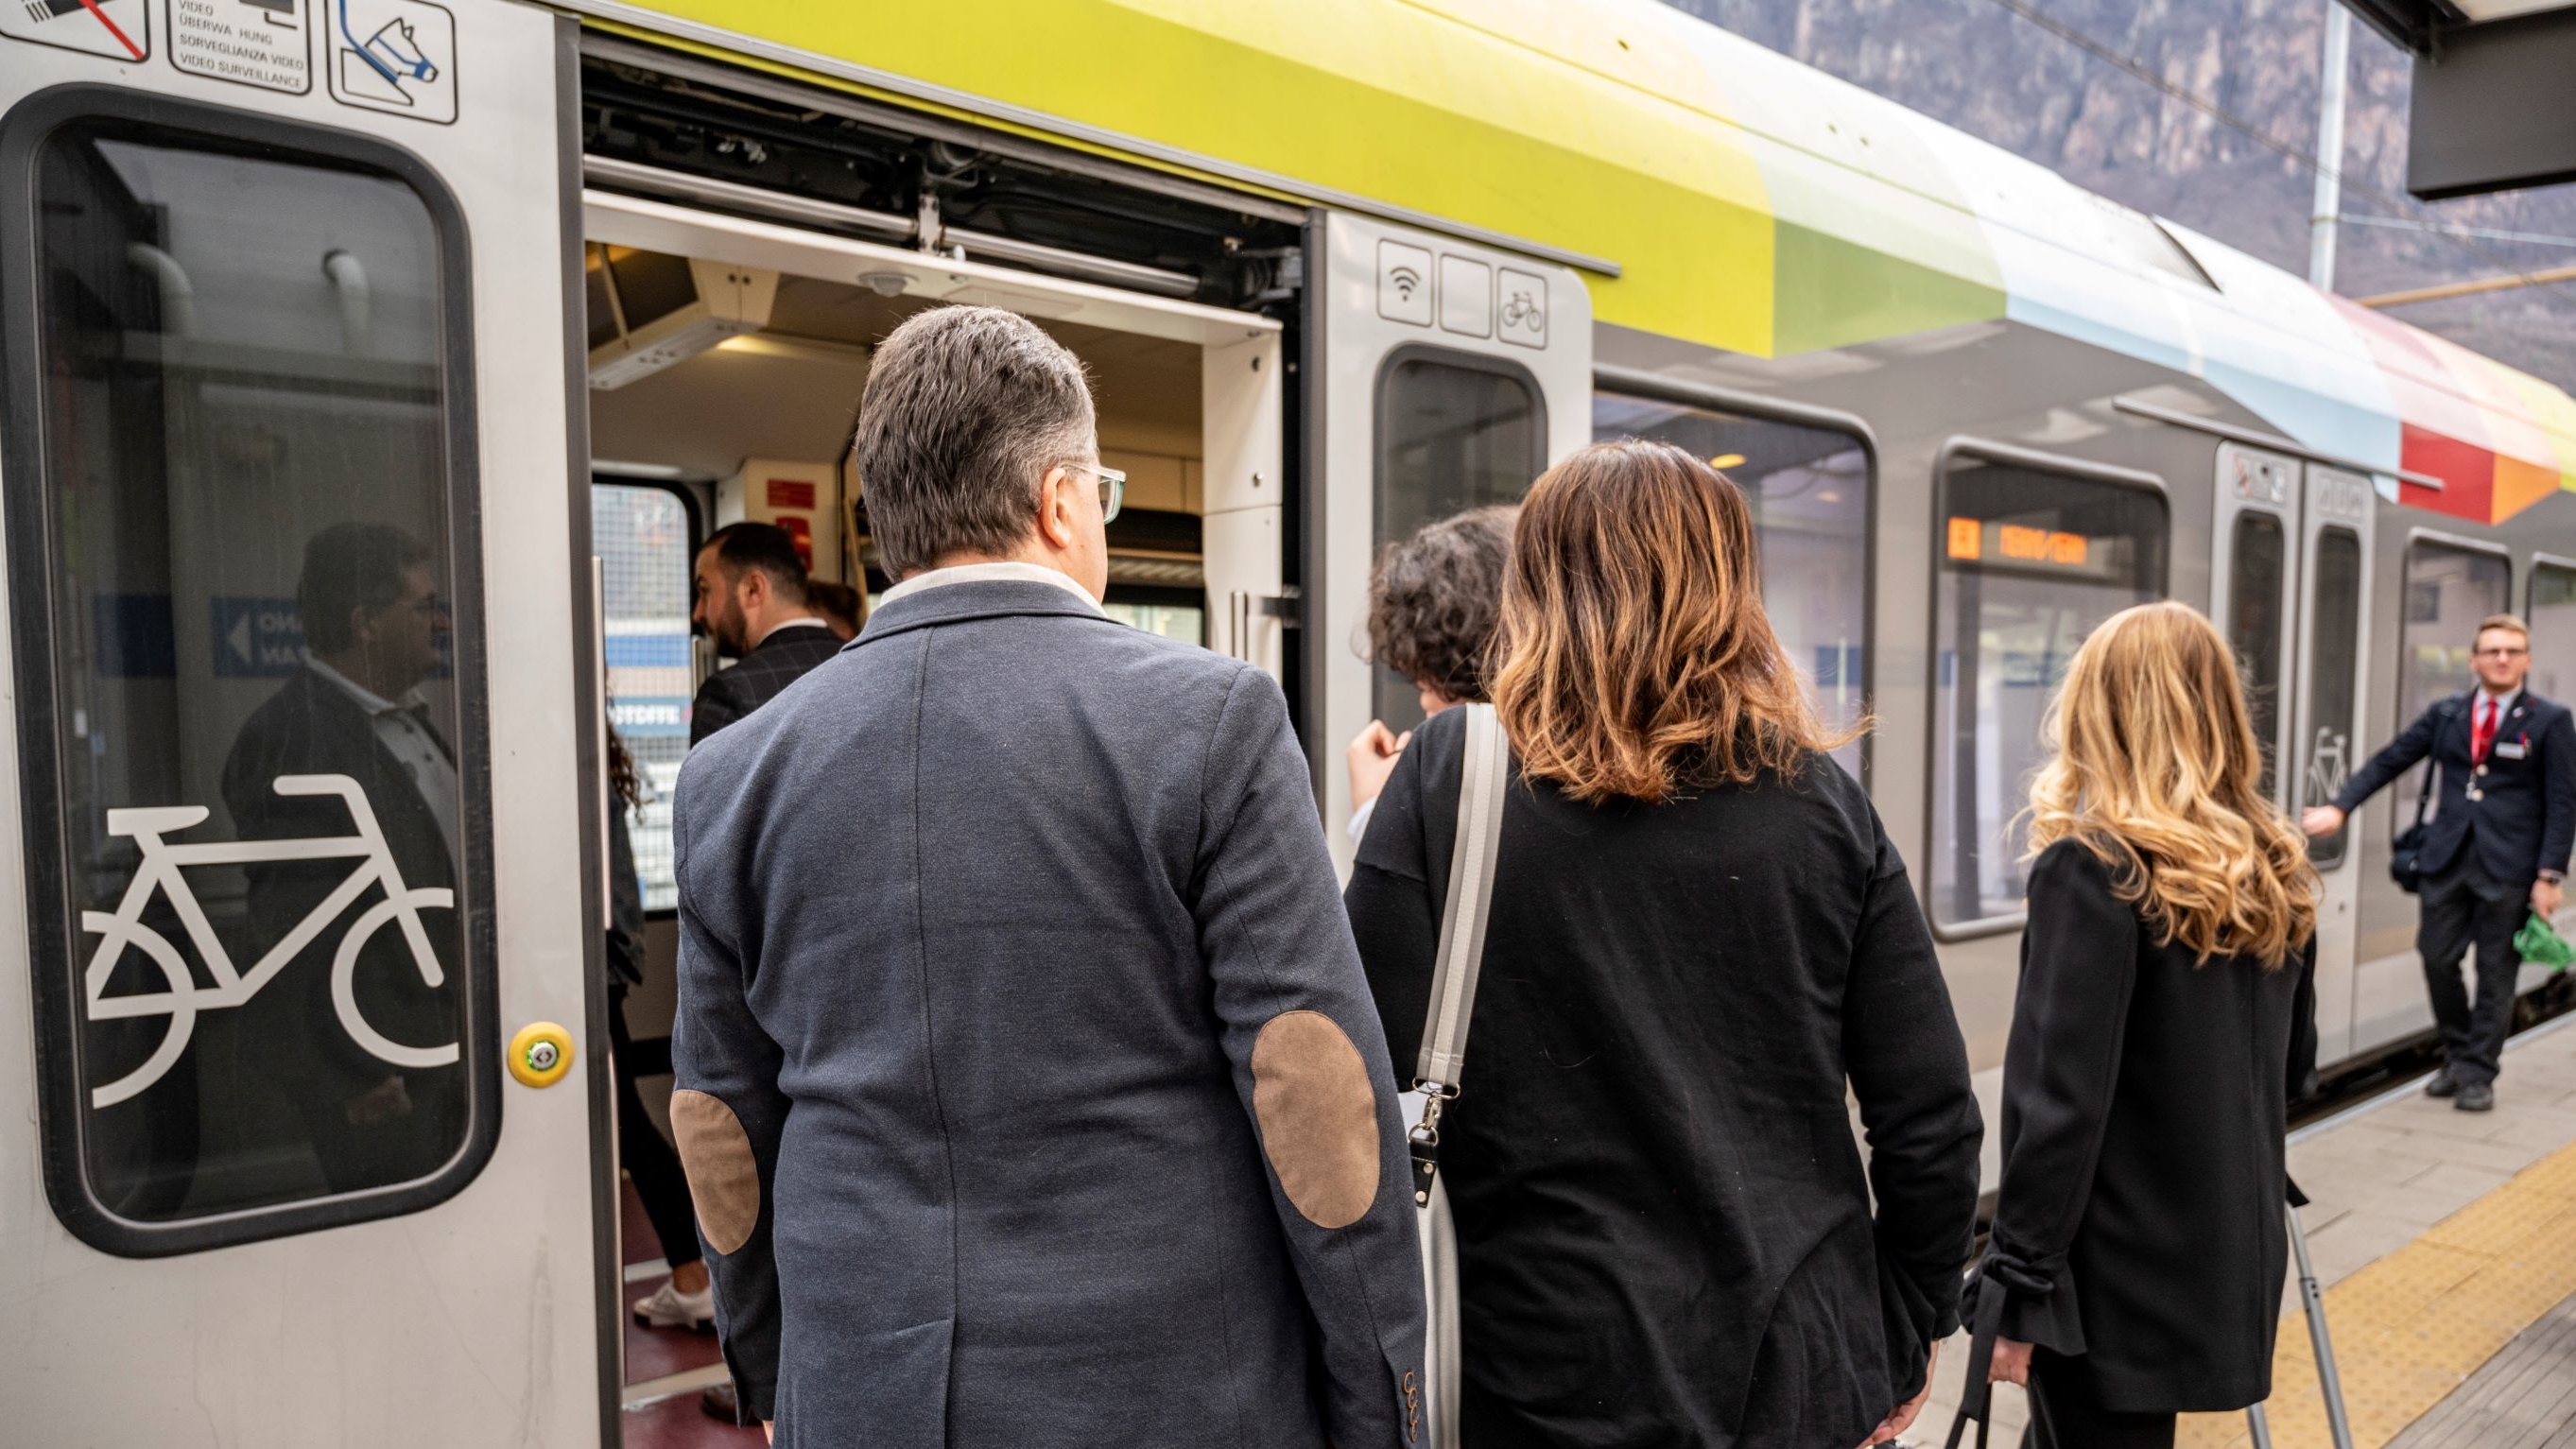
[7, 0, 2574, 1440]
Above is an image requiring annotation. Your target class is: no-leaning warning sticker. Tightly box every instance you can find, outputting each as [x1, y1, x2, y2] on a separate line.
[169, 0, 309, 93]
[1, 0, 153, 61]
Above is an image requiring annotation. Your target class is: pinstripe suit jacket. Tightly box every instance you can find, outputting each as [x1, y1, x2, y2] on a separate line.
[689, 622, 843, 745]
[670, 578, 1426, 1448]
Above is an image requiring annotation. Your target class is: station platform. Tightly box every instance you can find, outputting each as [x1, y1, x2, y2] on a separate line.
[1911, 1015, 2576, 1448]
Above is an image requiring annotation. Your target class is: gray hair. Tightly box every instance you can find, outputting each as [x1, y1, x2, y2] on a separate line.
[850, 305, 1097, 577]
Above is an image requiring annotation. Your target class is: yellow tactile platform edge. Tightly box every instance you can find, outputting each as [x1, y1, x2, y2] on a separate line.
[2176, 1136, 2576, 1449]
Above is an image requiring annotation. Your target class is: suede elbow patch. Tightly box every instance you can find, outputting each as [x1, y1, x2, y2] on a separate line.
[1251, 1010, 1381, 1229]
[670, 1089, 762, 1255]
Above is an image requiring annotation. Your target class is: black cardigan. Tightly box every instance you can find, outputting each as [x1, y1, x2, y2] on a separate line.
[1344, 710, 1984, 1449]
[1987, 839, 2318, 1413]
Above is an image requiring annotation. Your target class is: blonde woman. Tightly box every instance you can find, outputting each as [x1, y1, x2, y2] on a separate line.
[1345, 440, 1981, 1448]
[1973, 601, 2320, 1449]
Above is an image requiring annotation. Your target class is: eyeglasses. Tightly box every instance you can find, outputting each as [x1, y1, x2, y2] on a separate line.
[2476, 646, 2529, 659]
[1061, 461, 1125, 523]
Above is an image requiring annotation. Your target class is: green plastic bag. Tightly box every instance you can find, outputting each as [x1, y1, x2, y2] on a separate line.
[2515, 912, 2576, 970]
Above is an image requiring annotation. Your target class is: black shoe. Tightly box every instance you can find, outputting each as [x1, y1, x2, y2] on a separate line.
[2427, 1067, 2462, 1098]
[700, 1380, 739, 1423]
[2458, 1082, 2497, 1113]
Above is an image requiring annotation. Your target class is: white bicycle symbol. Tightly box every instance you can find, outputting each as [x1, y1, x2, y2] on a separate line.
[81, 773, 457, 1110]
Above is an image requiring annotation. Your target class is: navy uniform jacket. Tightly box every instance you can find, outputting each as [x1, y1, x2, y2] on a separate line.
[2334, 688, 2576, 886]
[670, 577, 1426, 1448]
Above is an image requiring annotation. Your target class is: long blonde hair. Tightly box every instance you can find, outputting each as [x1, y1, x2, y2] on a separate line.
[2024, 601, 2318, 968]
[1489, 440, 1858, 802]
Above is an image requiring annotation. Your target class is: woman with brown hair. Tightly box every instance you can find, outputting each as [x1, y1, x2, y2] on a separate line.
[1345, 440, 1982, 1448]
[1967, 602, 2320, 1449]
[1345, 504, 1516, 843]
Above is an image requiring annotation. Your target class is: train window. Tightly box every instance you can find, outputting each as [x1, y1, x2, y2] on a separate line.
[596, 482, 698, 913]
[2394, 540, 2510, 834]
[1374, 347, 1545, 728]
[1592, 390, 1872, 774]
[2226, 511, 2288, 800]
[1930, 453, 2168, 931]
[2, 100, 490, 1254]
[2529, 561, 2576, 704]
[2304, 528, 2364, 868]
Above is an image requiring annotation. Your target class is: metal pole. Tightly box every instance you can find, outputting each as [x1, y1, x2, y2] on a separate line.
[2248, 1401, 2275, 1449]
[2291, 1201, 2358, 1449]
[2309, 4, 2352, 291]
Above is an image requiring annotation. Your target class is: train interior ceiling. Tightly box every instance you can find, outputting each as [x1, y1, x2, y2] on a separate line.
[586, 249, 1222, 628]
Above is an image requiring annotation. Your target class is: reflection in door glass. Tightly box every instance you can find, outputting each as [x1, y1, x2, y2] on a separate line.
[1593, 392, 1871, 775]
[1931, 461, 2168, 928]
[2304, 528, 2363, 868]
[2395, 543, 2510, 834]
[13, 114, 479, 1242]
[1374, 354, 1544, 728]
[2226, 511, 2288, 802]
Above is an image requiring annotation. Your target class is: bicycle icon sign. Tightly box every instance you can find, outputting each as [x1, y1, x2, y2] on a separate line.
[81, 773, 457, 1109]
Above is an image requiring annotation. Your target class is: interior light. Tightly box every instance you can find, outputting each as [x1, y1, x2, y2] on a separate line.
[1709, 453, 1747, 470]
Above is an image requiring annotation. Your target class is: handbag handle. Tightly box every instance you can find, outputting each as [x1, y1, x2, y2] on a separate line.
[1409, 703, 1509, 1206]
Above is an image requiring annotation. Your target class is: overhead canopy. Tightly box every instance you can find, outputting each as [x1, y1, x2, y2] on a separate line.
[2342, 0, 2576, 53]
[2339, 1, 2576, 197]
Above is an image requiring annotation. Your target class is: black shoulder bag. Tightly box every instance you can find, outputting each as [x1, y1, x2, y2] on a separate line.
[2390, 759, 2437, 895]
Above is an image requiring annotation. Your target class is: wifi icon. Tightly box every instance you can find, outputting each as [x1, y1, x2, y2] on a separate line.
[1378, 242, 1436, 324]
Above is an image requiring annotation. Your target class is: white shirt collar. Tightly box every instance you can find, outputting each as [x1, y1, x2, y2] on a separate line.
[2481, 685, 2523, 715]
[304, 653, 420, 716]
[752, 616, 835, 647]
[879, 561, 1104, 615]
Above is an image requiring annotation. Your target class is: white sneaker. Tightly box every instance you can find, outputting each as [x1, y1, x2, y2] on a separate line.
[631, 1278, 715, 1332]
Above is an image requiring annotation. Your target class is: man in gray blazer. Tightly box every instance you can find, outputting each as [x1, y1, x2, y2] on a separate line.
[670, 304, 1426, 1447]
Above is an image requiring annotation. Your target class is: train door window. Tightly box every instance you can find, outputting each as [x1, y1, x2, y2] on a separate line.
[596, 481, 698, 913]
[1374, 348, 1545, 728]
[2304, 527, 2364, 868]
[2528, 561, 2576, 703]
[1931, 451, 2168, 932]
[2, 102, 488, 1253]
[2226, 511, 2289, 800]
[1592, 390, 1872, 774]
[2394, 540, 2510, 832]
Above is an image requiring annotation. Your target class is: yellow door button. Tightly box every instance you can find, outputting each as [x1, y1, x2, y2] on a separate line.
[508, 1022, 575, 1088]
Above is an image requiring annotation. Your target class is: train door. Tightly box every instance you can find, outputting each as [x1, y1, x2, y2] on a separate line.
[2212, 443, 2374, 1064]
[0, 6, 609, 1445]
[2292, 466, 2377, 1066]
[1315, 214, 1592, 865]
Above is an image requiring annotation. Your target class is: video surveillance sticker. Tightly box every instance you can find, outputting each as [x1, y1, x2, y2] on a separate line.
[2, 0, 153, 63]
[325, 0, 453, 123]
[169, 0, 309, 94]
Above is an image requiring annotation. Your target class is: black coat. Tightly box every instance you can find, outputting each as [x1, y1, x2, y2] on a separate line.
[1344, 709, 1983, 1449]
[1985, 840, 2318, 1413]
[689, 622, 843, 745]
[2334, 689, 2576, 886]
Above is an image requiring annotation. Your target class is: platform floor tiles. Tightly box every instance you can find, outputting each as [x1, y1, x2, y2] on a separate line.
[1909, 1017, 2576, 1449]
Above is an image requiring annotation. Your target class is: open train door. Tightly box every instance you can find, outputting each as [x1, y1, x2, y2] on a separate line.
[1314, 214, 1592, 867]
[0, 4, 611, 1444]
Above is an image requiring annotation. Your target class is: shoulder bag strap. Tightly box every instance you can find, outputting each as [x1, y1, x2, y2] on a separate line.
[1408, 702, 1508, 1206]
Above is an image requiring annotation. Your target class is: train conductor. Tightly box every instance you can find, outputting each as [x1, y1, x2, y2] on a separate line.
[2304, 612, 2576, 1112]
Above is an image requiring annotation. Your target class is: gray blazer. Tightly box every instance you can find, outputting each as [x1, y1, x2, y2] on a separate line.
[671, 578, 1426, 1448]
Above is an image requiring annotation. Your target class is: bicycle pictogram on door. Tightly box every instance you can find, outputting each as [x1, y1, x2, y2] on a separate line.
[80, 773, 457, 1109]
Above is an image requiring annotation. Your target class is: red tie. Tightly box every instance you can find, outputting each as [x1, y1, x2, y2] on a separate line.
[2475, 698, 2498, 764]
